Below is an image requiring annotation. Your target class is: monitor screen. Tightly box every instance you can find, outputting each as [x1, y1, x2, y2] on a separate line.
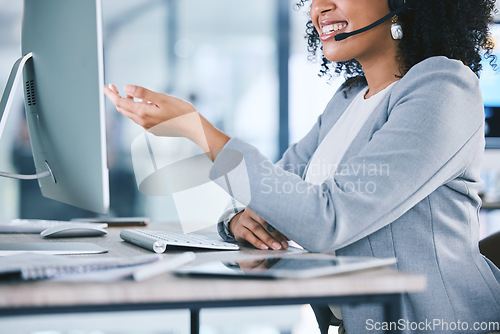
[481, 24, 500, 148]
[18, 0, 109, 213]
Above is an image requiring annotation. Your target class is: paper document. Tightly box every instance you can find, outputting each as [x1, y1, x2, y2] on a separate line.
[0, 252, 195, 282]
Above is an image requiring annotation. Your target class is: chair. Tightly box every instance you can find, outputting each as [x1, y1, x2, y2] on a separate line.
[311, 304, 341, 334]
[479, 231, 500, 268]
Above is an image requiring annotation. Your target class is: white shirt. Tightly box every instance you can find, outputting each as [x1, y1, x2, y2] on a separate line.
[305, 82, 397, 185]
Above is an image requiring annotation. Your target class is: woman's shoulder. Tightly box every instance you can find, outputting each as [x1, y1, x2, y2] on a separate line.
[393, 56, 481, 105]
[337, 56, 476, 96]
[390, 56, 484, 130]
[400, 56, 479, 88]
[410, 55, 472, 69]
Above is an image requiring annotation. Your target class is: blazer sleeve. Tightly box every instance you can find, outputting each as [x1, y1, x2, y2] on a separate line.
[211, 57, 485, 252]
[274, 113, 322, 176]
[216, 110, 325, 241]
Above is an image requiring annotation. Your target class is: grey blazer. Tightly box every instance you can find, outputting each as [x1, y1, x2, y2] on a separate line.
[213, 56, 500, 333]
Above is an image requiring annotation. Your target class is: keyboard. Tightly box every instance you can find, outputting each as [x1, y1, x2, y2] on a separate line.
[120, 229, 239, 253]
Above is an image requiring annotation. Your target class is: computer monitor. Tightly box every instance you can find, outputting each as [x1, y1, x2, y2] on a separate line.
[481, 23, 500, 149]
[0, 0, 109, 214]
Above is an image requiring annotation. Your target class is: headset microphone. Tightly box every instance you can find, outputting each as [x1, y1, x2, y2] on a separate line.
[334, 0, 408, 41]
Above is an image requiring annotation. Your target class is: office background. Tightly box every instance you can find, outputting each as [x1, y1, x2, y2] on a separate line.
[0, 0, 500, 333]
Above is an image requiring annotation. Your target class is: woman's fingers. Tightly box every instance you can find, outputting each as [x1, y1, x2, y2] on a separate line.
[107, 83, 140, 102]
[104, 84, 190, 129]
[232, 210, 288, 250]
[245, 208, 289, 249]
[106, 84, 134, 116]
[108, 83, 119, 94]
[103, 85, 134, 110]
[104, 85, 130, 115]
[124, 85, 160, 104]
[230, 212, 270, 250]
[265, 224, 290, 248]
[104, 85, 153, 112]
[104, 85, 159, 128]
[249, 222, 287, 250]
[236, 226, 273, 250]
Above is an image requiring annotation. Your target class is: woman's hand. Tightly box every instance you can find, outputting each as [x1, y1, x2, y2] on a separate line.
[104, 84, 195, 131]
[230, 208, 289, 250]
[104, 84, 230, 161]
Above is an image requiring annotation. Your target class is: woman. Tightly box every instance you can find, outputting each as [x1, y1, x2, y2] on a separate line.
[104, 0, 500, 332]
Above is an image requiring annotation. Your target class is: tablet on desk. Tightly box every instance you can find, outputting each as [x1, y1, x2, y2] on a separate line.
[174, 255, 397, 279]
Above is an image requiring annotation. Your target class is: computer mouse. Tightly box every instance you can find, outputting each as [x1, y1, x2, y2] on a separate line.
[40, 224, 108, 238]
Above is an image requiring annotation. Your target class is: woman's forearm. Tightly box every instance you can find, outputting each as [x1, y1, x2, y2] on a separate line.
[198, 114, 231, 162]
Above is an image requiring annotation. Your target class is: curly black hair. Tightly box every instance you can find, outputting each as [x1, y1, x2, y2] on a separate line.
[295, 0, 497, 79]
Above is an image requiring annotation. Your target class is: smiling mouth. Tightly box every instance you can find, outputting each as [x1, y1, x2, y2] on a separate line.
[320, 22, 348, 39]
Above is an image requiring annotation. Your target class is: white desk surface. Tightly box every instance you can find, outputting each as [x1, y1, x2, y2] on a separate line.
[0, 222, 426, 310]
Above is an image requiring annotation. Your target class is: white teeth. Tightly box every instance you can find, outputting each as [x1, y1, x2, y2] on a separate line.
[321, 23, 347, 35]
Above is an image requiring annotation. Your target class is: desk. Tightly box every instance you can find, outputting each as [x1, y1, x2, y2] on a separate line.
[0, 223, 426, 334]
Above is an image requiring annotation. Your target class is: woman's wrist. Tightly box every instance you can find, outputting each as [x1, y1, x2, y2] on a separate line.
[228, 211, 242, 236]
[197, 115, 230, 162]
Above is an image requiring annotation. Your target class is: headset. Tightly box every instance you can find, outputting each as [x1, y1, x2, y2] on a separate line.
[335, 0, 409, 41]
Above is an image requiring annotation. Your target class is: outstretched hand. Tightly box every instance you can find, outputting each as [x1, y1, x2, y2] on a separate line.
[104, 84, 196, 131]
[104, 84, 230, 161]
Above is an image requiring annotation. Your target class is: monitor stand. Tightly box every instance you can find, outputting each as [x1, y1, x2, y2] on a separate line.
[0, 52, 53, 181]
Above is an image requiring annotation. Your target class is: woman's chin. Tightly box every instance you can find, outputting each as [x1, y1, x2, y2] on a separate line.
[324, 54, 353, 63]
[321, 48, 354, 63]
